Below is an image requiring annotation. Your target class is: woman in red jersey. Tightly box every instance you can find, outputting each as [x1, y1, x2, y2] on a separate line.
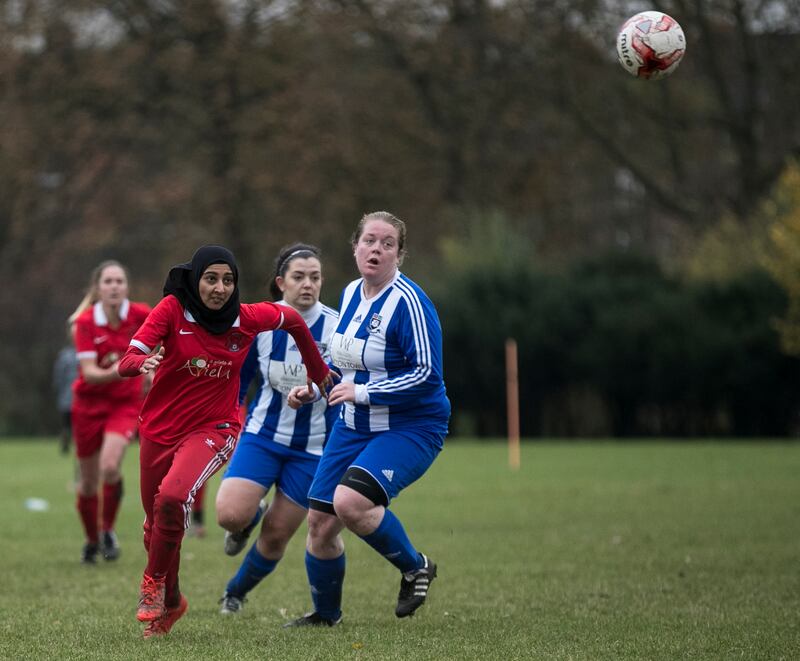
[69, 260, 150, 564]
[118, 245, 334, 639]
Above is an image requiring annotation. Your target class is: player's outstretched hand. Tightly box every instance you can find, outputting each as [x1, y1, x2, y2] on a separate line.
[140, 346, 165, 375]
[316, 370, 339, 397]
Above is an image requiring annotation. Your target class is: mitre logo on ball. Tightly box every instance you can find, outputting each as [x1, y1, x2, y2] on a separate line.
[616, 11, 686, 80]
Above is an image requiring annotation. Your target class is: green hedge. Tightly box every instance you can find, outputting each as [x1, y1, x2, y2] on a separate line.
[436, 251, 800, 437]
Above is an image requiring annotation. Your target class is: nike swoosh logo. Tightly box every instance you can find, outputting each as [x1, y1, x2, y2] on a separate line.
[93, 336, 108, 344]
[179, 329, 194, 335]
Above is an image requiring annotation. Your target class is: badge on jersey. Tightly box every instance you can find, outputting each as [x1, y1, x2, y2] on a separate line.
[227, 332, 244, 352]
[368, 313, 383, 333]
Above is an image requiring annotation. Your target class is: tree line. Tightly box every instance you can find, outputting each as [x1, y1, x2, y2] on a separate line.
[1, 1, 800, 435]
[437, 216, 800, 437]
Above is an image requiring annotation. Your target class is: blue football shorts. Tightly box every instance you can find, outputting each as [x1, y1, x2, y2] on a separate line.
[308, 422, 444, 508]
[223, 431, 320, 509]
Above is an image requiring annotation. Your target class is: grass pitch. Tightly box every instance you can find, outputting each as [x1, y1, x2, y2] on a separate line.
[0, 439, 798, 660]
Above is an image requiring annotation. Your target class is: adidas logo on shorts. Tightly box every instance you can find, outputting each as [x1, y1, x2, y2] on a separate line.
[382, 469, 394, 482]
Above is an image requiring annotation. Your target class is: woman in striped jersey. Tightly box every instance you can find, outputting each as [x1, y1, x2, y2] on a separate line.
[215, 243, 340, 615]
[285, 212, 450, 626]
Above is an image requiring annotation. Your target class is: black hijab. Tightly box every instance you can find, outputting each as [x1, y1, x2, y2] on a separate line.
[163, 245, 240, 335]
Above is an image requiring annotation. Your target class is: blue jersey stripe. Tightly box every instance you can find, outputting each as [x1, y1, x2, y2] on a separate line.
[333, 272, 450, 432]
[240, 302, 340, 455]
[370, 277, 431, 393]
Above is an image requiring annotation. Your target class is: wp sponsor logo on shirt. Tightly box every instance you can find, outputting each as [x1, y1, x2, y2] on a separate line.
[178, 355, 233, 379]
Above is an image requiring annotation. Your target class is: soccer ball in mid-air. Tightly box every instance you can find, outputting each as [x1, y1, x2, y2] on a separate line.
[616, 11, 686, 80]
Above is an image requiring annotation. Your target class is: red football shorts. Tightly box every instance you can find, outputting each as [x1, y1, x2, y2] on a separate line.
[72, 399, 140, 459]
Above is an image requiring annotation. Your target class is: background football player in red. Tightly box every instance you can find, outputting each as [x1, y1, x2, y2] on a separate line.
[69, 260, 150, 564]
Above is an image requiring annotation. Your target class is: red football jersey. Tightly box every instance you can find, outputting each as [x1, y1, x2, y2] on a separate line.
[120, 295, 327, 445]
[72, 300, 150, 407]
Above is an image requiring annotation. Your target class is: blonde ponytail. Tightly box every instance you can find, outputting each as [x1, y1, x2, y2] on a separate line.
[67, 290, 96, 326]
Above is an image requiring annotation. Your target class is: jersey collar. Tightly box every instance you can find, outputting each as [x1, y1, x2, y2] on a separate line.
[93, 299, 130, 326]
[184, 308, 241, 327]
[360, 269, 400, 302]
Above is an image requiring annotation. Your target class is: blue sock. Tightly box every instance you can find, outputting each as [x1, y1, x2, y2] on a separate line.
[246, 505, 264, 532]
[305, 551, 345, 620]
[360, 508, 422, 573]
[226, 543, 278, 598]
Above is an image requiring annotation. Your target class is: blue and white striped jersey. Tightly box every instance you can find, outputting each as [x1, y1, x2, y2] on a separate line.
[330, 271, 450, 433]
[240, 301, 340, 456]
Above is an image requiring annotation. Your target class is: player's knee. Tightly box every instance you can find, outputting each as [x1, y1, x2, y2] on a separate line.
[77, 476, 96, 496]
[261, 511, 294, 546]
[306, 509, 337, 543]
[335, 467, 388, 525]
[306, 510, 328, 539]
[153, 492, 186, 530]
[257, 529, 289, 557]
[215, 501, 251, 531]
[99, 464, 120, 484]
